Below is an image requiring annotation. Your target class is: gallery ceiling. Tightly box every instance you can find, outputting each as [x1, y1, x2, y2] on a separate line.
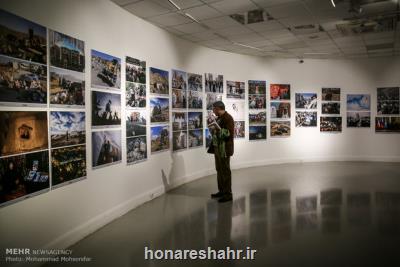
[111, 0, 400, 59]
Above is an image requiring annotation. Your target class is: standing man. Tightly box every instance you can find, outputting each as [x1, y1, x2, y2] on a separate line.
[207, 101, 234, 203]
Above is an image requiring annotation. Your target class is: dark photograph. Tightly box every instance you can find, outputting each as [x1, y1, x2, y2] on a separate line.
[91, 91, 121, 127]
[320, 116, 342, 132]
[126, 110, 146, 138]
[322, 102, 340, 114]
[322, 88, 340, 101]
[375, 117, 400, 133]
[377, 100, 399, 115]
[377, 87, 399, 101]
[50, 67, 85, 107]
[249, 125, 266, 140]
[150, 97, 169, 123]
[188, 129, 203, 148]
[127, 136, 147, 164]
[347, 112, 370, 128]
[188, 73, 202, 91]
[226, 81, 245, 99]
[249, 80, 266, 95]
[296, 196, 317, 213]
[92, 130, 122, 168]
[206, 93, 222, 110]
[188, 90, 202, 109]
[249, 94, 266, 109]
[126, 56, 146, 84]
[91, 49, 121, 90]
[50, 111, 85, 148]
[51, 145, 86, 187]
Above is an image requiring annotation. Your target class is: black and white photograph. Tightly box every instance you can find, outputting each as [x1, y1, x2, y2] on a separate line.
[50, 67, 85, 107]
[188, 129, 203, 148]
[295, 93, 317, 109]
[322, 88, 340, 101]
[126, 110, 146, 138]
[322, 102, 340, 114]
[172, 112, 187, 131]
[249, 125, 266, 140]
[271, 121, 291, 137]
[91, 91, 121, 127]
[188, 73, 202, 91]
[173, 130, 187, 152]
[347, 112, 370, 128]
[150, 97, 169, 123]
[234, 121, 245, 139]
[249, 94, 266, 109]
[226, 81, 245, 99]
[126, 56, 146, 84]
[91, 49, 121, 90]
[296, 111, 317, 127]
[188, 90, 202, 109]
[249, 111, 266, 125]
[151, 125, 169, 153]
[205, 73, 223, 93]
[150, 67, 169, 95]
[271, 102, 291, 119]
[188, 112, 203, 130]
[126, 82, 146, 108]
[249, 80, 266, 95]
[127, 136, 147, 164]
[50, 111, 85, 148]
[92, 130, 122, 168]
[320, 117, 342, 132]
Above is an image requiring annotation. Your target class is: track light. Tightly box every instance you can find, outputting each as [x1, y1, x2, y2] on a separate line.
[331, 0, 336, 7]
[168, 0, 181, 10]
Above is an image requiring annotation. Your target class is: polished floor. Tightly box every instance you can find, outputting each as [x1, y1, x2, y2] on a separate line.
[47, 162, 400, 267]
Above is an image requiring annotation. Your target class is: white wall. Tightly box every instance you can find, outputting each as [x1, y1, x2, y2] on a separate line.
[0, 0, 399, 254]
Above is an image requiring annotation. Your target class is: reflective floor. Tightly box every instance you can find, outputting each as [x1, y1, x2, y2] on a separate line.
[47, 162, 400, 267]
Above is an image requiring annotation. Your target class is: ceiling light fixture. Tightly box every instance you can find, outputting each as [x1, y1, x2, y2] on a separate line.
[304, 52, 330, 55]
[331, 0, 336, 7]
[185, 13, 200, 24]
[168, 0, 181, 10]
[234, 42, 263, 51]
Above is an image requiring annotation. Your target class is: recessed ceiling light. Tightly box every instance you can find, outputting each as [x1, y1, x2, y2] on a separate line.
[168, 0, 181, 10]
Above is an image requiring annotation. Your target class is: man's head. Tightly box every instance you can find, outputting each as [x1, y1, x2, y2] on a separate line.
[212, 101, 225, 116]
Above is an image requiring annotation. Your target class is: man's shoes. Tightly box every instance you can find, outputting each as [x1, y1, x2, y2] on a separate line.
[218, 195, 233, 203]
[211, 192, 223, 198]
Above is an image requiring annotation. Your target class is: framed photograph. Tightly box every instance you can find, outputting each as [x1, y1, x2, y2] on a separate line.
[50, 67, 85, 107]
[322, 88, 340, 101]
[205, 73, 223, 93]
[296, 111, 317, 127]
[91, 49, 121, 90]
[271, 121, 291, 137]
[249, 125, 266, 140]
[0, 55, 47, 106]
[188, 129, 203, 148]
[150, 67, 169, 95]
[270, 84, 290, 100]
[92, 130, 122, 168]
[375, 117, 400, 133]
[320, 117, 342, 132]
[91, 91, 121, 127]
[295, 93, 317, 109]
[151, 125, 170, 153]
[172, 112, 187, 131]
[126, 56, 146, 84]
[0, 111, 48, 157]
[248, 80, 266, 95]
[322, 102, 340, 114]
[172, 130, 187, 152]
[150, 97, 169, 123]
[127, 136, 147, 165]
[49, 30, 85, 72]
[226, 81, 245, 99]
[270, 102, 291, 119]
[50, 111, 85, 148]
[249, 111, 266, 125]
[126, 82, 146, 108]
[126, 110, 146, 138]
[188, 73, 202, 91]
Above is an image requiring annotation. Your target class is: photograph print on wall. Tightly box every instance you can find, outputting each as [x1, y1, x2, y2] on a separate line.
[91, 91, 121, 127]
[92, 130, 122, 168]
[91, 49, 121, 90]
[150, 67, 169, 95]
[50, 67, 85, 107]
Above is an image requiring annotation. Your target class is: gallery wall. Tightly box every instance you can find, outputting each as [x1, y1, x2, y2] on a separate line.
[0, 0, 399, 255]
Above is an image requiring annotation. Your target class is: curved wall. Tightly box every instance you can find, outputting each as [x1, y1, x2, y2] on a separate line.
[0, 0, 399, 253]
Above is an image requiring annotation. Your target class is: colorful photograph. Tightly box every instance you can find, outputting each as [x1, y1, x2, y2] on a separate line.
[91, 49, 121, 90]
[206, 93, 222, 110]
[188, 112, 203, 130]
[126, 82, 146, 108]
[226, 81, 245, 99]
[347, 94, 370, 111]
[126, 56, 146, 84]
[249, 94, 266, 109]
[248, 80, 266, 95]
[271, 121, 291, 137]
[173, 131, 187, 152]
[375, 117, 400, 133]
[126, 110, 146, 138]
[205, 73, 223, 93]
[249, 125, 267, 140]
[347, 112, 370, 128]
[0, 150, 49, 206]
[151, 125, 169, 153]
[92, 130, 122, 168]
[188, 129, 203, 148]
[127, 136, 147, 164]
[172, 88, 187, 109]
[249, 111, 266, 125]
[0, 55, 47, 105]
[188, 73, 202, 91]
[0, 111, 48, 157]
[296, 111, 317, 127]
[205, 128, 212, 148]
[271, 102, 291, 119]
[49, 30, 85, 72]
[150, 67, 169, 95]
[0, 9, 47, 64]
[50, 67, 85, 107]
[188, 90, 202, 109]
[322, 102, 340, 114]
[172, 112, 187, 131]
[234, 121, 245, 138]
[320, 117, 342, 132]
[150, 97, 169, 123]
[295, 93, 317, 109]
[322, 88, 340, 101]
[51, 145, 86, 187]
[50, 111, 85, 148]
[172, 69, 187, 90]
[270, 84, 290, 100]
[91, 91, 121, 127]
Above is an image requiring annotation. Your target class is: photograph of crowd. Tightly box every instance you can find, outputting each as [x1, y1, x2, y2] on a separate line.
[296, 111, 317, 127]
[249, 94, 266, 109]
[50, 111, 85, 148]
[0, 150, 49, 206]
[126, 82, 146, 108]
[347, 112, 370, 128]
[347, 94, 370, 111]
[92, 130, 122, 168]
[0, 55, 47, 105]
[249, 80, 266, 95]
[205, 73, 223, 93]
[206, 93, 222, 110]
[271, 121, 291, 137]
[150, 97, 169, 123]
[188, 112, 203, 130]
[377, 87, 400, 115]
[49, 30, 85, 72]
[127, 136, 147, 164]
[271, 102, 291, 119]
[249, 125, 266, 140]
[226, 101, 245, 120]
[249, 111, 266, 125]
[205, 128, 212, 148]
[322, 102, 340, 114]
[50, 67, 85, 107]
[91, 49, 121, 90]
[0, 9, 47, 64]
[226, 81, 245, 99]
[377, 100, 400, 115]
[295, 93, 317, 109]
[188, 73, 202, 91]
[270, 84, 290, 100]
[151, 125, 169, 153]
[126, 110, 146, 137]
[92, 91, 121, 127]
[150, 67, 169, 95]
[173, 130, 187, 152]
[172, 88, 187, 109]
[172, 112, 187, 131]
[188, 90, 202, 109]
[0, 111, 48, 157]
[377, 87, 399, 101]
[126, 56, 146, 84]
[51, 145, 86, 187]
[234, 121, 245, 139]
[320, 116, 342, 132]
[188, 129, 203, 148]
[322, 88, 340, 101]
[375, 117, 400, 133]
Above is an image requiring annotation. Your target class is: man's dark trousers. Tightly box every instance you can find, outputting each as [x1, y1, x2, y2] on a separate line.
[214, 148, 232, 196]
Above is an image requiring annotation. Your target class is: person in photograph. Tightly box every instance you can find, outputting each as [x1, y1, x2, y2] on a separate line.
[207, 101, 234, 203]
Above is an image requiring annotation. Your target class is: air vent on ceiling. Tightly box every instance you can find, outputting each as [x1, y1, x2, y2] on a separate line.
[230, 9, 273, 25]
[289, 24, 324, 35]
[336, 15, 396, 35]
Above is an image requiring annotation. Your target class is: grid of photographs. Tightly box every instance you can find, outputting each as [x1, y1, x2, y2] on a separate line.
[321, 88, 342, 132]
[270, 84, 291, 137]
[187, 73, 203, 149]
[172, 69, 189, 152]
[295, 93, 317, 127]
[0, 111, 50, 207]
[226, 100, 245, 139]
[91, 50, 121, 91]
[376, 87, 400, 133]
[187, 73, 203, 110]
[126, 56, 147, 164]
[347, 94, 371, 128]
[249, 80, 266, 140]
